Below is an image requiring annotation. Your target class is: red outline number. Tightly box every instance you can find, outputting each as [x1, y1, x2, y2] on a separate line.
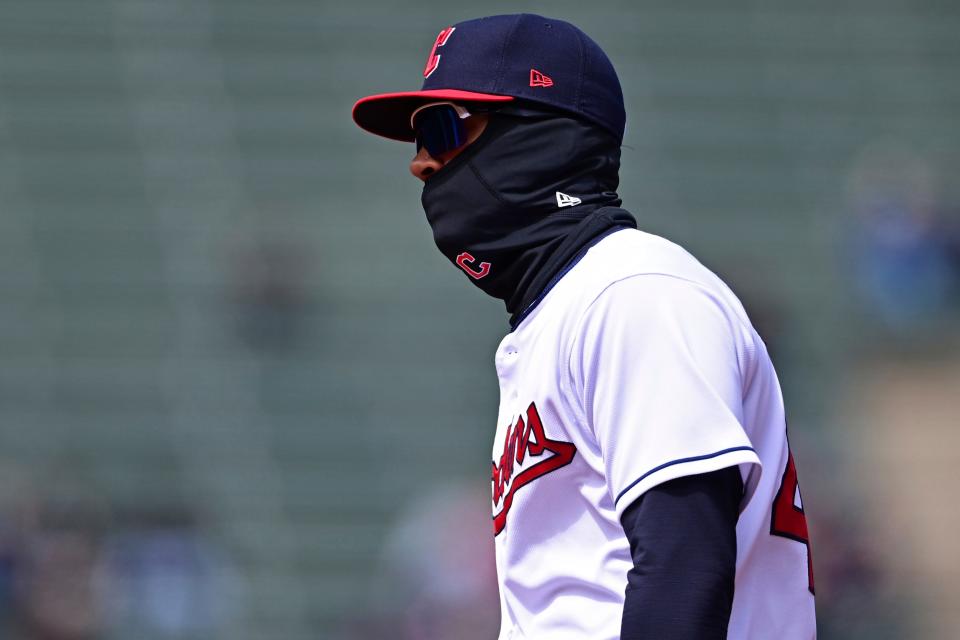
[770, 449, 815, 594]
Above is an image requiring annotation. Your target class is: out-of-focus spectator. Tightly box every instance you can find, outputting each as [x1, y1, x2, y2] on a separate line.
[713, 263, 788, 370]
[812, 505, 916, 639]
[0, 463, 31, 637]
[0, 468, 242, 640]
[846, 143, 959, 336]
[10, 491, 109, 640]
[229, 237, 312, 353]
[96, 506, 242, 638]
[340, 482, 500, 640]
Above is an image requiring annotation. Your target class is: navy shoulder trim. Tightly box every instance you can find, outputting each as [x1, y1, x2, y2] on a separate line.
[614, 446, 756, 506]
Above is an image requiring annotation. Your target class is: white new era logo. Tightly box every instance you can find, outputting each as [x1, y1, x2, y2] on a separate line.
[556, 191, 581, 208]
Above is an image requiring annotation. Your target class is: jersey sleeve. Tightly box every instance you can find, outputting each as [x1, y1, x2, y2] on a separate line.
[567, 274, 762, 521]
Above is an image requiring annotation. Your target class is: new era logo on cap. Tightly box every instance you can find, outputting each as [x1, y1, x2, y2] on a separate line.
[556, 192, 581, 207]
[530, 69, 553, 87]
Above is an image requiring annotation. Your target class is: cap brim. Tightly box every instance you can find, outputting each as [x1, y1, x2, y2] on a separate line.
[352, 89, 515, 142]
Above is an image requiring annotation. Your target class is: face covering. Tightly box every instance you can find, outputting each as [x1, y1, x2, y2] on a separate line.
[420, 104, 637, 327]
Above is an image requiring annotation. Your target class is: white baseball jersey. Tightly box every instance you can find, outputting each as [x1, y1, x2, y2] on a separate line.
[490, 228, 816, 639]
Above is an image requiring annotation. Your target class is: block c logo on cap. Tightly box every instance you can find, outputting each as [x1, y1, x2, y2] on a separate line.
[423, 27, 456, 78]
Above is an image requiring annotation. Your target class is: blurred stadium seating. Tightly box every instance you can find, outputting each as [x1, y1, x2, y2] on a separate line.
[0, 1, 957, 638]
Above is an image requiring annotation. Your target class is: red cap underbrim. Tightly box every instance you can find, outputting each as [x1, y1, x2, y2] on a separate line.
[352, 89, 515, 142]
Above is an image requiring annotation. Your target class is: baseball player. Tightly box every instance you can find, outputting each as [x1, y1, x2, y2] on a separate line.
[352, 14, 816, 640]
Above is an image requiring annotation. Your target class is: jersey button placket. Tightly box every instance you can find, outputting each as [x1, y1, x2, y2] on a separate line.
[495, 344, 519, 377]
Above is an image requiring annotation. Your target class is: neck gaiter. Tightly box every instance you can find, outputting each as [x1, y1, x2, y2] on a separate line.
[420, 105, 637, 326]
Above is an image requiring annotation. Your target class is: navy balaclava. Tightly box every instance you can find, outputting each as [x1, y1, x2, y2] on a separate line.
[420, 103, 636, 326]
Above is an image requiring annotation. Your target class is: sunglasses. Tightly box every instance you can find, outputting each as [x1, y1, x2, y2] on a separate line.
[410, 101, 495, 158]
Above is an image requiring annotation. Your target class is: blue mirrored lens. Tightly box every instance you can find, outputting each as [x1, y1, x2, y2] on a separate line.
[413, 105, 466, 157]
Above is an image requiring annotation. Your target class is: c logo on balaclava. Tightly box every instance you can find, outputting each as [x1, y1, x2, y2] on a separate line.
[455, 252, 491, 279]
[423, 27, 455, 78]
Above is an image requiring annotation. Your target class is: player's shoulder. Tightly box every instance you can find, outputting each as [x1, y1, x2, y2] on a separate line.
[565, 227, 741, 309]
[582, 227, 710, 278]
[533, 227, 756, 344]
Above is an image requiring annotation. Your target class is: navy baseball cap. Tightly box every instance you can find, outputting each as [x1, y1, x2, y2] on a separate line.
[352, 14, 626, 143]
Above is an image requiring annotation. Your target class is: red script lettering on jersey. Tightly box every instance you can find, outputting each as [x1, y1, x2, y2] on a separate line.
[491, 402, 577, 536]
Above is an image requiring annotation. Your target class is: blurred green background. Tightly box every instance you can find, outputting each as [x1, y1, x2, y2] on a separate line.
[0, 1, 958, 639]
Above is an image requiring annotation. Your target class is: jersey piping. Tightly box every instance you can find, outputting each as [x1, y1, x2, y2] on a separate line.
[614, 445, 757, 506]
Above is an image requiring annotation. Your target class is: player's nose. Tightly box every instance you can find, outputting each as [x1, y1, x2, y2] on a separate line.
[410, 146, 444, 182]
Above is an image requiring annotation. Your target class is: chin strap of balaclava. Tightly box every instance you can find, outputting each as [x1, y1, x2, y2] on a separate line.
[420, 103, 637, 327]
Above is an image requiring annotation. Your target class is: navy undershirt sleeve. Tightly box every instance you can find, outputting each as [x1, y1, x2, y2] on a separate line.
[619, 466, 743, 640]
